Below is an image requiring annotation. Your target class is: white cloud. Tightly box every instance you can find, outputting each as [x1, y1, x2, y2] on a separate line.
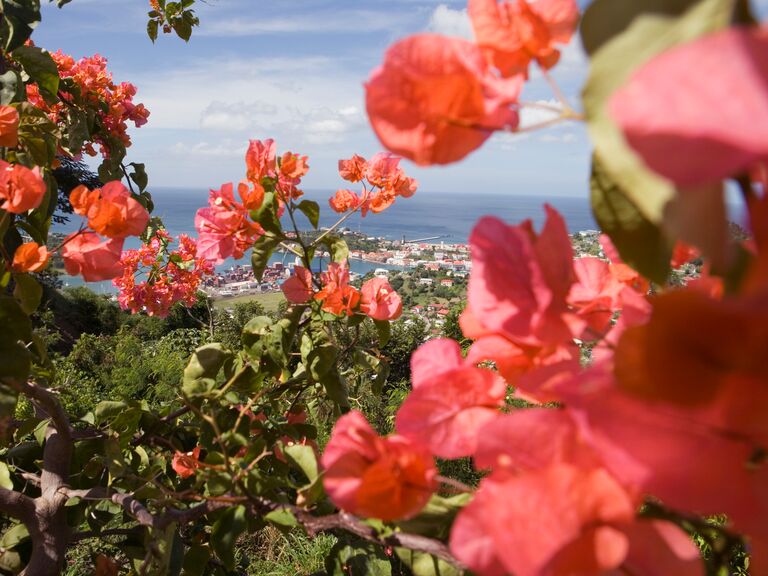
[198, 10, 415, 36]
[426, 4, 473, 40]
[169, 141, 246, 159]
[538, 132, 577, 144]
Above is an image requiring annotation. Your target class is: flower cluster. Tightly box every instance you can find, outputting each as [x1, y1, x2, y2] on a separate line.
[329, 152, 418, 215]
[113, 231, 213, 317]
[26, 50, 150, 157]
[194, 181, 265, 264]
[320, 203, 729, 575]
[61, 181, 149, 281]
[245, 138, 309, 204]
[281, 261, 402, 321]
[365, 0, 578, 164]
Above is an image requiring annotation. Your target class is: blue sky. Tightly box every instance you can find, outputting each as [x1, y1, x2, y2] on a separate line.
[34, 0, 606, 195]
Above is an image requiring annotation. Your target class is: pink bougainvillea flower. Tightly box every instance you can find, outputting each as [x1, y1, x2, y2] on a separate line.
[360, 277, 402, 321]
[0, 162, 46, 214]
[598, 234, 651, 294]
[70, 181, 149, 239]
[0, 105, 19, 148]
[62, 232, 124, 282]
[564, 364, 768, 571]
[610, 26, 768, 186]
[328, 189, 361, 213]
[315, 262, 361, 316]
[568, 256, 626, 336]
[12, 242, 49, 273]
[338, 154, 367, 182]
[366, 34, 523, 165]
[172, 447, 201, 479]
[281, 266, 314, 304]
[395, 338, 506, 458]
[321, 410, 437, 521]
[468, 0, 580, 78]
[194, 182, 263, 264]
[468, 205, 579, 347]
[245, 138, 277, 183]
[451, 463, 636, 576]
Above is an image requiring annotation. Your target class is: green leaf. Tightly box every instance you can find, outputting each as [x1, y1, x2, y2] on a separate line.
[296, 199, 320, 229]
[326, 540, 392, 576]
[321, 234, 348, 264]
[147, 18, 159, 42]
[211, 505, 247, 570]
[182, 545, 211, 576]
[0, 462, 12, 490]
[0, 296, 32, 380]
[590, 155, 670, 284]
[12, 273, 42, 314]
[172, 16, 193, 41]
[264, 508, 298, 530]
[0, 522, 28, 549]
[129, 162, 149, 192]
[582, 0, 733, 224]
[182, 344, 232, 397]
[395, 549, 460, 576]
[0, 0, 41, 52]
[94, 401, 128, 422]
[373, 319, 391, 347]
[282, 443, 319, 483]
[251, 191, 281, 235]
[12, 44, 59, 103]
[251, 234, 281, 282]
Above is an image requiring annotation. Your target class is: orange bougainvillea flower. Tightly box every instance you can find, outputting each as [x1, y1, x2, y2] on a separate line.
[366, 34, 523, 165]
[314, 262, 361, 316]
[245, 138, 276, 183]
[172, 447, 202, 479]
[12, 242, 49, 273]
[0, 105, 19, 148]
[281, 265, 314, 304]
[70, 181, 149, 239]
[328, 189, 361, 213]
[0, 161, 46, 214]
[468, 0, 579, 78]
[279, 151, 309, 180]
[338, 154, 367, 182]
[614, 289, 768, 409]
[321, 410, 437, 521]
[61, 232, 124, 282]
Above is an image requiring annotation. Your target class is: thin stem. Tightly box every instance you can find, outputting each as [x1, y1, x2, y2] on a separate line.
[540, 66, 574, 113]
[436, 474, 474, 493]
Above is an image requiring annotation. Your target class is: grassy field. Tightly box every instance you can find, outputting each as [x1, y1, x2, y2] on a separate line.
[213, 291, 286, 312]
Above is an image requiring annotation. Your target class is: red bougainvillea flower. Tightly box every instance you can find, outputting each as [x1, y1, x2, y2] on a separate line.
[62, 232, 124, 282]
[360, 277, 402, 321]
[468, 0, 580, 78]
[195, 182, 264, 264]
[366, 34, 523, 165]
[338, 154, 367, 182]
[172, 447, 202, 479]
[0, 162, 46, 214]
[12, 242, 49, 273]
[328, 189, 361, 213]
[468, 205, 579, 347]
[0, 105, 19, 147]
[245, 138, 277, 183]
[610, 26, 768, 186]
[321, 410, 437, 521]
[281, 265, 314, 304]
[70, 181, 149, 239]
[395, 339, 506, 458]
[315, 262, 361, 316]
